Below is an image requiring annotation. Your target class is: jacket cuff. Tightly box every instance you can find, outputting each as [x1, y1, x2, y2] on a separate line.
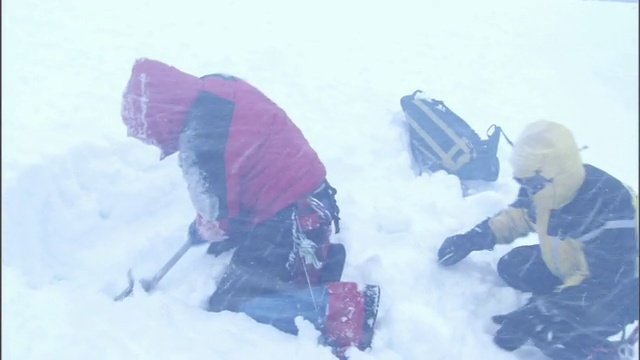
[195, 214, 227, 242]
[472, 218, 497, 250]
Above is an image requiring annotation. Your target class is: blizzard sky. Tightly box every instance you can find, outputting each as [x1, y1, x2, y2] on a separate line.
[2, 0, 638, 359]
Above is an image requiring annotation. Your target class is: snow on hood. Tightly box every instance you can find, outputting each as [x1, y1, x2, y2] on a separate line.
[121, 58, 202, 159]
[509, 120, 586, 209]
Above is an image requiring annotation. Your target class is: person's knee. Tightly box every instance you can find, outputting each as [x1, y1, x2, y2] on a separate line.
[496, 247, 529, 284]
[496, 245, 555, 293]
[496, 252, 511, 281]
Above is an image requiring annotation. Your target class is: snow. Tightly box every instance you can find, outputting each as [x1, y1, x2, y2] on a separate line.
[2, 0, 638, 359]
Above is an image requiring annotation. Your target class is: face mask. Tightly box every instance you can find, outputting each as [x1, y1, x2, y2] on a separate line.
[514, 171, 553, 196]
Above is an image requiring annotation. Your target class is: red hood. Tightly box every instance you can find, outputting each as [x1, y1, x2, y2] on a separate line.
[121, 58, 202, 159]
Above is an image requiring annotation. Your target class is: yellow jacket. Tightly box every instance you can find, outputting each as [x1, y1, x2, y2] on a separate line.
[487, 121, 638, 289]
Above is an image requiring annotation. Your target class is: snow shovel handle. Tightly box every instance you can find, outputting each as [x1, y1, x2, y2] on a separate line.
[139, 238, 195, 292]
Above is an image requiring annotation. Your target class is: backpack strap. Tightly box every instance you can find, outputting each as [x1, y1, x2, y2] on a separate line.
[486, 124, 514, 148]
[407, 96, 473, 171]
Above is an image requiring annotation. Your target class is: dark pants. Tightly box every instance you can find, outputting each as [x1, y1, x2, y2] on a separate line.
[208, 181, 343, 313]
[497, 245, 639, 359]
[497, 245, 563, 295]
[208, 205, 300, 312]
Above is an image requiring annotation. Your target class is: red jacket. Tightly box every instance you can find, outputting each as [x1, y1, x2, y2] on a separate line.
[121, 58, 327, 239]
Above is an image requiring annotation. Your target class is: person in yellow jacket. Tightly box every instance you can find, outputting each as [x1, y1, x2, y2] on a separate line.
[437, 120, 638, 359]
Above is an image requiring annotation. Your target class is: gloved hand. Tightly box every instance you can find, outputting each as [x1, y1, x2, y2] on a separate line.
[437, 219, 496, 266]
[206, 236, 241, 257]
[493, 310, 535, 351]
[492, 297, 547, 352]
[187, 221, 241, 256]
[188, 221, 209, 245]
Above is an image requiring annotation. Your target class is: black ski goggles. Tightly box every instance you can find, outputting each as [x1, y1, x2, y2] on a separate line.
[513, 172, 553, 195]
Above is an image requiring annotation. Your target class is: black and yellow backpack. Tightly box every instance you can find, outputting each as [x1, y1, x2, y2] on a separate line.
[401, 90, 511, 182]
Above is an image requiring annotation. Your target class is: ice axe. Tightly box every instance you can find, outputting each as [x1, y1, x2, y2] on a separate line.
[113, 238, 196, 301]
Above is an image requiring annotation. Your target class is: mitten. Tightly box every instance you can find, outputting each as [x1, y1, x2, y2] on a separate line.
[437, 219, 496, 266]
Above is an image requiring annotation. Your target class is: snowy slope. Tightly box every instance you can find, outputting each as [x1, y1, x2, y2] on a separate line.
[2, 0, 638, 359]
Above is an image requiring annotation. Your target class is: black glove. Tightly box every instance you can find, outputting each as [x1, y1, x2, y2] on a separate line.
[493, 311, 535, 351]
[493, 297, 547, 352]
[437, 219, 496, 266]
[494, 291, 629, 358]
[206, 236, 241, 257]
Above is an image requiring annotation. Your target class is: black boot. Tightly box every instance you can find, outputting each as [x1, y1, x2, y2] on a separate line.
[358, 284, 381, 350]
[494, 319, 531, 351]
[493, 301, 542, 352]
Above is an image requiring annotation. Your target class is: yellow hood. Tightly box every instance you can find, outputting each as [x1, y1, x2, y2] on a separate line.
[509, 120, 586, 209]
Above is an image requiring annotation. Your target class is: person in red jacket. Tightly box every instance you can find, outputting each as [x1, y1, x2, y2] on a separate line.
[121, 58, 380, 357]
